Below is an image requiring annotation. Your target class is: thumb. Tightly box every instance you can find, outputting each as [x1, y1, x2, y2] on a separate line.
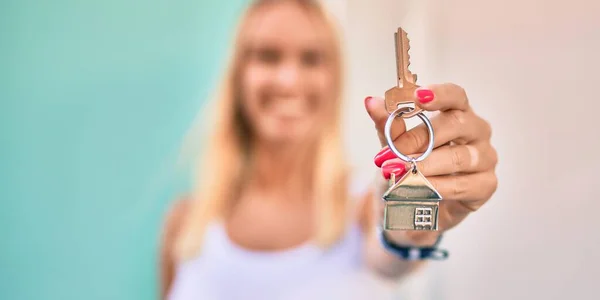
[365, 96, 407, 147]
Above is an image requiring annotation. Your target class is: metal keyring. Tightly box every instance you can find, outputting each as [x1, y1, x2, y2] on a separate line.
[384, 106, 434, 163]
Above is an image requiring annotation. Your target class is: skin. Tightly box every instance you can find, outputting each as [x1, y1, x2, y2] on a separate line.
[228, 1, 335, 253]
[366, 86, 498, 248]
[160, 1, 498, 298]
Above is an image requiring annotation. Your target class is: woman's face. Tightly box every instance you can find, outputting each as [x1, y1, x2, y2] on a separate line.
[240, 2, 336, 145]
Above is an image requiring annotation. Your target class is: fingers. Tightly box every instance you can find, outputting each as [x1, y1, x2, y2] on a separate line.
[380, 158, 407, 179]
[391, 109, 492, 155]
[365, 96, 407, 146]
[415, 83, 470, 112]
[417, 142, 498, 176]
[379, 142, 498, 179]
[378, 159, 498, 206]
[367, 83, 477, 148]
[428, 172, 498, 205]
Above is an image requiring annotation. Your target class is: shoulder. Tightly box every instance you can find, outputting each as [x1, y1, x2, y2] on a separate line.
[160, 196, 193, 298]
[163, 197, 192, 238]
[161, 196, 193, 253]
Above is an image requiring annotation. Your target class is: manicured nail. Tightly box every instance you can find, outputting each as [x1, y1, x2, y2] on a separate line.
[364, 96, 373, 108]
[374, 147, 396, 167]
[382, 162, 407, 179]
[416, 88, 434, 103]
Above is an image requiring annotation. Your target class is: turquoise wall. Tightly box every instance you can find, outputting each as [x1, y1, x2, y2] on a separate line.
[0, 1, 247, 299]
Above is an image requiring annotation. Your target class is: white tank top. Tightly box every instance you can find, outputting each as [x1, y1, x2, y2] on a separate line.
[167, 172, 395, 300]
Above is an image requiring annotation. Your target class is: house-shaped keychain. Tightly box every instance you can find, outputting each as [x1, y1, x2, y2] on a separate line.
[383, 167, 442, 231]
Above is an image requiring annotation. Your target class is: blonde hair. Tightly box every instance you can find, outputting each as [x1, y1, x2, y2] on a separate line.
[175, 0, 349, 260]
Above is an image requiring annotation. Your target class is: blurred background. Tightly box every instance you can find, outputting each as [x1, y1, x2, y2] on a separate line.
[1, 0, 248, 299]
[2, 0, 599, 299]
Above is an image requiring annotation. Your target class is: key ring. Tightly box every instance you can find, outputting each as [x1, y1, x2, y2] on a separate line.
[384, 106, 434, 163]
[390, 101, 423, 119]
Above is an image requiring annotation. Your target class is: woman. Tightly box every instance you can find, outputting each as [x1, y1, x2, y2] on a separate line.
[160, 0, 498, 299]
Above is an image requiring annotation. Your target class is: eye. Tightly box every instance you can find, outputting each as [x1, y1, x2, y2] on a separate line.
[255, 47, 280, 65]
[301, 50, 323, 68]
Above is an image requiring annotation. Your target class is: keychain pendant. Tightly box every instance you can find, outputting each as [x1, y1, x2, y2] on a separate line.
[383, 164, 442, 231]
[381, 27, 441, 231]
[382, 107, 440, 231]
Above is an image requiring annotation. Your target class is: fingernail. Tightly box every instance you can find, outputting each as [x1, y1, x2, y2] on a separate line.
[374, 147, 396, 167]
[416, 88, 434, 103]
[364, 96, 373, 108]
[382, 162, 407, 180]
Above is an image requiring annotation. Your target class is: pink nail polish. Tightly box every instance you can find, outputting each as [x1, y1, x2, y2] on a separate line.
[374, 147, 396, 168]
[382, 162, 407, 179]
[364, 96, 373, 108]
[416, 89, 434, 103]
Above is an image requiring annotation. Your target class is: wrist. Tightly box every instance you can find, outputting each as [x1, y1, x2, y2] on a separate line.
[377, 227, 448, 261]
[384, 230, 441, 247]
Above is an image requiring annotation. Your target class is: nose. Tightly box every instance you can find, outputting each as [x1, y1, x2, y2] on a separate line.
[274, 62, 301, 93]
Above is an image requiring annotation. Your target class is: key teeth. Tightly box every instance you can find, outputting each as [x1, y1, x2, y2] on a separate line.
[402, 30, 413, 76]
[400, 28, 414, 78]
[397, 27, 416, 83]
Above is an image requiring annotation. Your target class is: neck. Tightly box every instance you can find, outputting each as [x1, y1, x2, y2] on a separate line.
[245, 139, 317, 199]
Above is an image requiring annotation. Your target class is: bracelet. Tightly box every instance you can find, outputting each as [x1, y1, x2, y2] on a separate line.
[378, 227, 449, 261]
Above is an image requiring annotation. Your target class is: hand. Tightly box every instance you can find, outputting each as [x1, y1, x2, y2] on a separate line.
[365, 83, 498, 246]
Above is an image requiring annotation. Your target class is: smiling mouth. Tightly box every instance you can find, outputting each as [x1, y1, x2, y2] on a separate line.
[263, 96, 309, 119]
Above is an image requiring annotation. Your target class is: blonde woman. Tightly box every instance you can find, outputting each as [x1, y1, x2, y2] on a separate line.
[160, 0, 498, 299]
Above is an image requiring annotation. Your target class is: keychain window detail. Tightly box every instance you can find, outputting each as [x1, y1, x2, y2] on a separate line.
[414, 208, 433, 229]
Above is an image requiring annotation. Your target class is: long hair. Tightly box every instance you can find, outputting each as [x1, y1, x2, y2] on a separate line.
[174, 0, 349, 261]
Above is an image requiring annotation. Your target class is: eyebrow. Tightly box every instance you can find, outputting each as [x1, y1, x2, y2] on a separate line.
[245, 41, 327, 55]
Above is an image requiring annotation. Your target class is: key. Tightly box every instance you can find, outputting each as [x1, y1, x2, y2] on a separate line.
[381, 28, 441, 232]
[384, 28, 421, 117]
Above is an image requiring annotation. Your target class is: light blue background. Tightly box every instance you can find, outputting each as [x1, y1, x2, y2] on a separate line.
[1, 1, 247, 299]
